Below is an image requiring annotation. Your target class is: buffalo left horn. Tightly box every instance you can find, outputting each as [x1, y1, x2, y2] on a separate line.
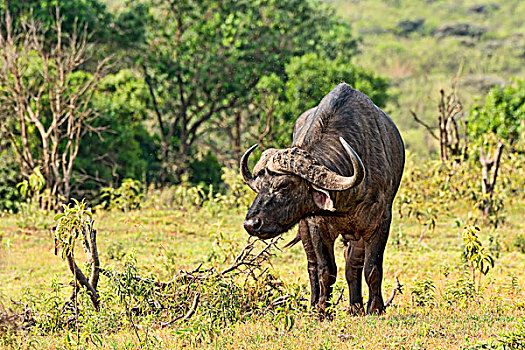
[240, 144, 258, 192]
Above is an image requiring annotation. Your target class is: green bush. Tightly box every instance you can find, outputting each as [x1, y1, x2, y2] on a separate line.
[469, 79, 525, 146]
[99, 179, 144, 212]
[189, 151, 224, 190]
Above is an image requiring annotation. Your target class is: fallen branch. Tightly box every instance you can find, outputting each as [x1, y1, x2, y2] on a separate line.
[385, 277, 403, 308]
[220, 237, 281, 276]
[161, 293, 200, 327]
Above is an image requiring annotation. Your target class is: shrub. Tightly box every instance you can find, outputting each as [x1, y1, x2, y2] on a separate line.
[99, 178, 144, 212]
[469, 79, 525, 146]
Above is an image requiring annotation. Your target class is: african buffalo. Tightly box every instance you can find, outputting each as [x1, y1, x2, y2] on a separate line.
[240, 83, 405, 315]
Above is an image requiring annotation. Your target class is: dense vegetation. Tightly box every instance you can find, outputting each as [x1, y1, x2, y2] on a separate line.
[0, 0, 524, 349]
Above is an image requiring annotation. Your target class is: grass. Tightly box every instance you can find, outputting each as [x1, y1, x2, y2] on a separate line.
[1, 186, 524, 349]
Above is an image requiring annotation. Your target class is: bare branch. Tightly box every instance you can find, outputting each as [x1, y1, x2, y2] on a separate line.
[65, 254, 100, 311]
[409, 110, 438, 141]
[385, 277, 403, 308]
[160, 293, 200, 327]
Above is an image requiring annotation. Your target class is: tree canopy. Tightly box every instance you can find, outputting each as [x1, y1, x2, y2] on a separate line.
[0, 0, 391, 209]
[469, 79, 525, 146]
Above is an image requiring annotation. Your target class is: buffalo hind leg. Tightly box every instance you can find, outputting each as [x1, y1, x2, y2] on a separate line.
[344, 238, 365, 315]
[364, 211, 391, 314]
[299, 220, 320, 307]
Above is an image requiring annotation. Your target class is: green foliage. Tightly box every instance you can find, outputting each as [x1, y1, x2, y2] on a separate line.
[250, 53, 390, 148]
[285, 53, 390, 114]
[469, 79, 525, 145]
[111, 2, 150, 50]
[411, 278, 436, 306]
[100, 179, 144, 212]
[75, 69, 159, 199]
[141, 0, 361, 177]
[144, 167, 255, 214]
[54, 198, 93, 257]
[0, 150, 21, 213]
[15, 167, 52, 230]
[17, 167, 45, 199]
[189, 152, 223, 190]
[2, 0, 113, 44]
[462, 225, 495, 288]
[443, 273, 478, 306]
[213, 168, 256, 210]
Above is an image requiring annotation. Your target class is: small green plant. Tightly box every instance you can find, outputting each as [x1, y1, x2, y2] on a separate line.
[17, 167, 45, 200]
[411, 277, 436, 307]
[106, 241, 126, 261]
[462, 225, 495, 290]
[16, 167, 53, 229]
[444, 273, 477, 306]
[100, 178, 144, 212]
[54, 198, 101, 310]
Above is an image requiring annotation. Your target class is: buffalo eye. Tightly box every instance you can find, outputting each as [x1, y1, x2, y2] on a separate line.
[276, 182, 290, 191]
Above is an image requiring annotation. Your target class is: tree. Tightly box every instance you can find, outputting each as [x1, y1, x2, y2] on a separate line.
[141, 0, 358, 183]
[247, 53, 390, 149]
[74, 69, 160, 198]
[410, 87, 467, 163]
[0, 9, 110, 206]
[469, 79, 525, 147]
[2, 0, 113, 42]
[284, 53, 390, 117]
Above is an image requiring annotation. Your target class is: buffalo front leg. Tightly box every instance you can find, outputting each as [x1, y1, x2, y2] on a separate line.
[308, 221, 336, 314]
[299, 220, 319, 307]
[364, 212, 391, 314]
[344, 238, 365, 315]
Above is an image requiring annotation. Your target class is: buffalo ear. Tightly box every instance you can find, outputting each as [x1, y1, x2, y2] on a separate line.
[312, 185, 335, 211]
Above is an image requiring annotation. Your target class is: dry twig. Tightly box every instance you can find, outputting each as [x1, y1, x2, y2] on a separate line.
[385, 277, 403, 308]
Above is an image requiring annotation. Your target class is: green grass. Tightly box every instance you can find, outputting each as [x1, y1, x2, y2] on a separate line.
[1, 189, 524, 349]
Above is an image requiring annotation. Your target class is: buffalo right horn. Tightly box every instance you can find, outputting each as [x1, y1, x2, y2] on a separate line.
[240, 144, 258, 192]
[266, 137, 365, 191]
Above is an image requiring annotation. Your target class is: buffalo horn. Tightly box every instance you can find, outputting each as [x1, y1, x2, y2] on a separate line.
[267, 137, 365, 191]
[240, 144, 258, 192]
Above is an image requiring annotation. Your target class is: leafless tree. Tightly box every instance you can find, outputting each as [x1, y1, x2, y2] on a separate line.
[410, 88, 468, 163]
[0, 8, 110, 207]
[479, 140, 504, 215]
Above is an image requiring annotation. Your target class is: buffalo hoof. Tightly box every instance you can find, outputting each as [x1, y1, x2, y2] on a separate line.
[348, 303, 365, 316]
[314, 304, 333, 321]
[366, 297, 385, 315]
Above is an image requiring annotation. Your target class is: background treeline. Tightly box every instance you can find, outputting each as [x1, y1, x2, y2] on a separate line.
[0, 0, 523, 212]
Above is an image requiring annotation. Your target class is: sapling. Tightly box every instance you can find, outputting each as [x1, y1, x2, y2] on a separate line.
[462, 225, 495, 291]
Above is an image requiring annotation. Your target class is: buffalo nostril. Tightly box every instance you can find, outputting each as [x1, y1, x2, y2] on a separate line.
[244, 217, 262, 234]
[252, 217, 262, 230]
